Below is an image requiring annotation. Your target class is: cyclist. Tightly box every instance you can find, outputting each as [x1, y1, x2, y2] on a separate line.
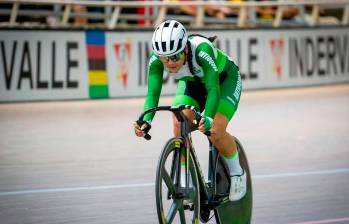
[134, 20, 246, 201]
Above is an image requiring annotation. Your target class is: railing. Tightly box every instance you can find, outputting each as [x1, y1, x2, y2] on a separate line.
[0, 0, 348, 29]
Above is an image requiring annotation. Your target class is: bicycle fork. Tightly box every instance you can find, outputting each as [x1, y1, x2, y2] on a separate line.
[168, 140, 190, 199]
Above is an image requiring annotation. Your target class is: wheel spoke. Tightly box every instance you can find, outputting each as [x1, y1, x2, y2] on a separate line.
[163, 169, 176, 195]
[156, 139, 201, 224]
[178, 205, 186, 224]
[166, 202, 179, 223]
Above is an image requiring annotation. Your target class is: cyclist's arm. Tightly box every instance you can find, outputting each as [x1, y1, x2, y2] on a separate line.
[196, 43, 220, 119]
[143, 54, 164, 122]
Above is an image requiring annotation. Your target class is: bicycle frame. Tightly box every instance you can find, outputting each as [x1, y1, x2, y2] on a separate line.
[138, 105, 230, 207]
[138, 105, 251, 224]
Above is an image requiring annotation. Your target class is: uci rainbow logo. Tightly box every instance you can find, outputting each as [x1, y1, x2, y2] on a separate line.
[86, 31, 109, 99]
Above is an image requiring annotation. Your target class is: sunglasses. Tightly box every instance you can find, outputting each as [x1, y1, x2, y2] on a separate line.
[160, 51, 185, 62]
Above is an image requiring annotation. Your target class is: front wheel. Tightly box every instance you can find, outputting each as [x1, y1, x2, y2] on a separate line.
[155, 138, 200, 224]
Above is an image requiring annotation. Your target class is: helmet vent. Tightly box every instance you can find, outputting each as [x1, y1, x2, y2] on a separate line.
[170, 40, 174, 51]
[176, 38, 182, 52]
[154, 41, 160, 51]
[164, 22, 170, 27]
[161, 42, 166, 51]
[174, 22, 179, 28]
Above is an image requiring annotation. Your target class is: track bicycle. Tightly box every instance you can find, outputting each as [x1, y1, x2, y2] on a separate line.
[137, 105, 252, 224]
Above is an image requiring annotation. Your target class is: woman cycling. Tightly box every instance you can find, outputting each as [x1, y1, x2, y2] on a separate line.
[133, 20, 246, 201]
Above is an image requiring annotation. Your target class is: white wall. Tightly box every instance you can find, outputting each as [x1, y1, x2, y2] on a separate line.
[0, 27, 348, 102]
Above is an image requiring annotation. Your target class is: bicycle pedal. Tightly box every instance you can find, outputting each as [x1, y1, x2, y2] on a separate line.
[215, 193, 229, 199]
[183, 204, 194, 211]
[216, 195, 230, 203]
[208, 195, 229, 207]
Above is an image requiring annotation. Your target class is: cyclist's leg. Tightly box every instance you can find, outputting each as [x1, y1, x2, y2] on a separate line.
[210, 113, 237, 157]
[209, 70, 242, 158]
[209, 69, 246, 201]
[172, 79, 206, 137]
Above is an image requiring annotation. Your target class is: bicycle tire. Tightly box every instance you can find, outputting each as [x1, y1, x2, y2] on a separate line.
[155, 137, 201, 224]
[214, 137, 253, 224]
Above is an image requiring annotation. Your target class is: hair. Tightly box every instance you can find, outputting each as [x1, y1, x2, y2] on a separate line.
[186, 34, 218, 75]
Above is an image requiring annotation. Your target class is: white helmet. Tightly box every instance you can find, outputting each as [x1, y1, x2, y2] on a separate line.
[152, 20, 188, 56]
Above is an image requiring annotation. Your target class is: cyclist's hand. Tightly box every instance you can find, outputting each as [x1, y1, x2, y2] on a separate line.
[133, 121, 150, 137]
[198, 116, 213, 133]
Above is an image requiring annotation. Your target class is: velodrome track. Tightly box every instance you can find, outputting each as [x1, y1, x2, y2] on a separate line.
[0, 84, 349, 224]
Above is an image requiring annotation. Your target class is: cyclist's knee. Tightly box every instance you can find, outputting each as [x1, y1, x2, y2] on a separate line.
[172, 109, 196, 137]
[210, 113, 229, 145]
[210, 129, 225, 145]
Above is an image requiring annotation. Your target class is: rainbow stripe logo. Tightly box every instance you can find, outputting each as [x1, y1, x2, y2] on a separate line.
[86, 31, 109, 99]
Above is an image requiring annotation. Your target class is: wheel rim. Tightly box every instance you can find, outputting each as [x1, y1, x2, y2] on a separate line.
[156, 139, 200, 224]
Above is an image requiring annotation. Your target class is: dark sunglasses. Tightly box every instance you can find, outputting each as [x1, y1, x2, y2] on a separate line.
[160, 51, 184, 62]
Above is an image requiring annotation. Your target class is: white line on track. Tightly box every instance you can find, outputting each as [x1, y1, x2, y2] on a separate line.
[290, 217, 349, 224]
[0, 168, 348, 196]
[252, 168, 349, 179]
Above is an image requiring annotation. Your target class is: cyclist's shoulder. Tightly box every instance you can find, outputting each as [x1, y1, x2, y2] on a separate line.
[189, 34, 231, 59]
[148, 52, 163, 68]
[189, 35, 228, 63]
[189, 35, 215, 52]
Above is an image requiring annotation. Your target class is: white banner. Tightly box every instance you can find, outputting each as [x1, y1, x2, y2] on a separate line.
[264, 28, 349, 88]
[0, 27, 348, 102]
[0, 31, 88, 101]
